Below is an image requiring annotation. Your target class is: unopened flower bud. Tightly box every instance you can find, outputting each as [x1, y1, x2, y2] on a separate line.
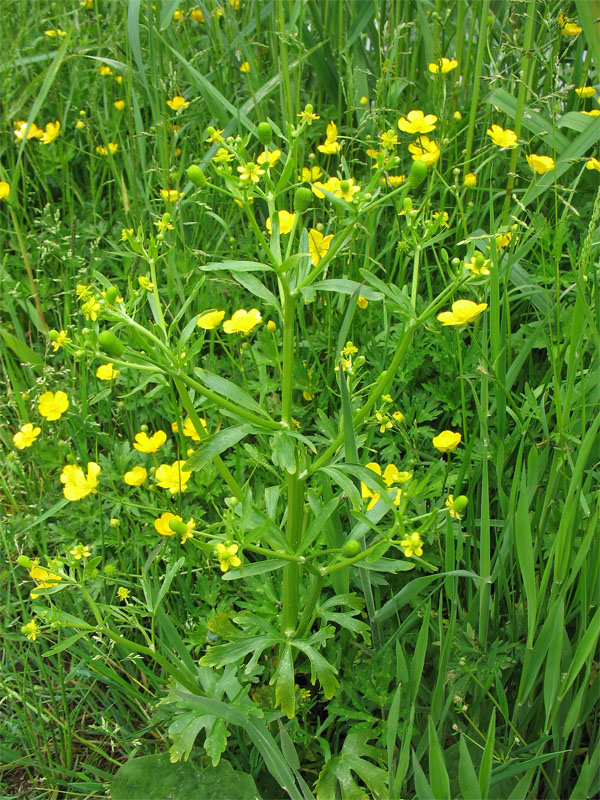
[17, 555, 34, 569]
[257, 122, 272, 145]
[187, 164, 207, 188]
[294, 187, 312, 212]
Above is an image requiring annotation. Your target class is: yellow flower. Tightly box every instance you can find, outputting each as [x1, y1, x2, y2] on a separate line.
[308, 229, 334, 266]
[0, 181, 10, 199]
[400, 532, 424, 557]
[99, 65, 113, 76]
[216, 543, 241, 572]
[44, 29, 67, 37]
[154, 511, 181, 536]
[312, 176, 341, 199]
[212, 147, 234, 164]
[266, 210, 296, 235]
[581, 110, 600, 117]
[586, 157, 600, 172]
[464, 172, 477, 187]
[575, 86, 596, 99]
[117, 587, 130, 601]
[29, 560, 63, 598]
[161, 188, 183, 202]
[393, 411, 404, 423]
[191, 8, 204, 22]
[155, 461, 191, 493]
[379, 129, 399, 149]
[50, 330, 70, 351]
[240, 61, 251, 73]
[357, 296, 368, 309]
[96, 363, 119, 380]
[361, 462, 407, 510]
[60, 462, 101, 501]
[40, 121, 60, 145]
[81, 298, 100, 320]
[267, 320, 277, 332]
[205, 128, 224, 144]
[445, 494, 468, 520]
[298, 104, 320, 125]
[183, 416, 208, 441]
[526, 154, 555, 174]
[13, 120, 43, 141]
[197, 309, 226, 329]
[38, 390, 69, 421]
[114, 75, 123, 84]
[237, 162, 264, 183]
[375, 412, 392, 433]
[257, 149, 281, 168]
[70, 543, 91, 560]
[133, 430, 167, 453]
[464, 254, 491, 275]
[223, 308, 262, 334]
[13, 423, 41, 449]
[486, 124, 517, 148]
[437, 299, 488, 326]
[432, 430, 462, 453]
[124, 466, 147, 486]
[408, 136, 440, 166]
[173, 9, 184, 20]
[397, 110, 437, 134]
[166, 95, 189, 111]
[298, 165, 322, 184]
[137, 275, 153, 292]
[335, 178, 360, 202]
[495, 229, 515, 248]
[113, 99, 125, 110]
[98, 142, 118, 156]
[22, 619, 41, 640]
[381, 174, 406, 188]
[317, 121, 341, 154]
[432, 211, 449, 227]
[428, 57, 458, 74]
[558, 13, 581, 36]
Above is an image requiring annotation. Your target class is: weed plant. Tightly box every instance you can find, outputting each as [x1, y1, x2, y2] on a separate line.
[0, 1, 599, 799]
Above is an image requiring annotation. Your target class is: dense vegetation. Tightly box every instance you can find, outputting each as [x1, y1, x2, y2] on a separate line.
[1, 1, 599, 798]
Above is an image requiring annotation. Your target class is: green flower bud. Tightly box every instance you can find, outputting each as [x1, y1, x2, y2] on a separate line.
[342, 540, 360, 557]
[257, 122, 272, 145]
[17, 555, 34, 569]
[105, 286, 119, 304]
[294, 187, 312, 213]
[187, 164, 207, 188]
[168, 519, 189, 536]
[98, 330, 125, 358]
[451, 257, 461, 268]
[407, 158, 428, 188]
[452, 495, 469, 512]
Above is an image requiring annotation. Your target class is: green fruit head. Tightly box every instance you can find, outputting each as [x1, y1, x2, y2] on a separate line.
[98, 330, 125, 358]
[257, 122, 273, 145]
[407, 158, 428, 188]
[187, 164, 207, 188]
[294, 187, 312, 213]
[342, 539, 361, 557]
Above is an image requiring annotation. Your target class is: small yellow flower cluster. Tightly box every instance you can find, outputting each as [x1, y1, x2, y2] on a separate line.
[361, 462, 412, 511]
[12, 390, 71, 450]
[14, 119, 60, 144]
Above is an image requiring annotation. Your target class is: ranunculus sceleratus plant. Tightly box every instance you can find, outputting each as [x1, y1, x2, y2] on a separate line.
[34, 114, 485, 755]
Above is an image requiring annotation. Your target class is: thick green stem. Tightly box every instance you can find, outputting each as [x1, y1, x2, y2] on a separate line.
[295, 574, 324, 639]
[463, 0, 490, 171]
[280, 280, 295, 426]
[281, 473, 305, 636]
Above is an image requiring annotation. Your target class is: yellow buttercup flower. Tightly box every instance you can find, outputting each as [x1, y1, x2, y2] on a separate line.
[191, 8, 204, 21]
[161, 188, 183, 202]
[96, 143, 118, 156]
[155, 461, 191, 493]
[70, 543, 91, 560]
[50, 330, 70, 351]
[445, 494, 468, 520]
[154, 511, 180, 536]
[257, 149, 281, 168]
[379, 129, 399, 149]
[113, 99, 125, 110]
[336, 178, 360, 201]
[99, 65, 113, 76]
[183, 416, 208, 441]
[138, 275, 153, 291]
[375, 412, 392, 433]
[96, 363, 119, 380]
[166, 95, 189, 111]
[60, 462, 101, 501]
[0, 181, 10, 199]
[212, 147, 234, 164]
[117, 587, 131, 601]
[361, 462, 409, 511]
[40, 121, 60, 144]
[308, 229, 334, 266]
[22, 619, 41, 640]
[400, 532, 424, 557]
[81, 298, 101, 320]
[586, 157, 600, 172]
[13, 423, 41, 449]
[575, 86, 596, 99]
[464, 172, 477, 187]
[558, 13, 581, 36]
[238, 162, 264, 183]
[298, 104, 320, 125]
[205, 128, 224, 144]
[381, 175, 406, 188]
[526, 154, 555, 174]
[437, 299, 488, 326]
[173, 9, 184, 20]
[432, 430, 462, 453]
[240, 61, 251, 73]
[317, 121, 341, 154]
[408, 136, 440, 166]
[38, 390, 69, 421]
[222, 308, 262, 334]
[29, 560, 63, 598]
[357, 296, 368, 310]
[13, 120, 43, 141]
[581, 110, 600, 117]
[216, 543, 241, 572]
[428, 57, 458, 74]
[44, 29, 67, 37]
[487, 124, 517, 148]
[397, 110, 437, 134]
[197, 309, 226, 329]
[133, 430, 167, 453]
[266, 210, 296, 235]
[124, 466, 147, 486]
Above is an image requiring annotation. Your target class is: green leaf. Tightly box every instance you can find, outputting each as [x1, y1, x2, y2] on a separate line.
[0, 326, 44, 370]
[558, 607, 600, 700]
[273, 644, 295, 719]
[222, 559, 287, 580]
[195, 368, 268, 418]
[575, 0, 600, 75]
[42, 632, 88, 657]
[271, 431, 296, 474]
[184, 425, 253, 472]
[515, 472, 537, 649]
[292, 641, 339, 700]
[153, 557, 185, 613]
[232, 271, 281, 312]
[310, 279, 382, 299]
[201, 260, 274, 273]
[410, 602, 430, 704]
[110, 753, 260, 800]
[412, 751, 434, 800]
[428, 717, 450, 800]
[459, 735, 481, 800]
[479, 710, 495, 800]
